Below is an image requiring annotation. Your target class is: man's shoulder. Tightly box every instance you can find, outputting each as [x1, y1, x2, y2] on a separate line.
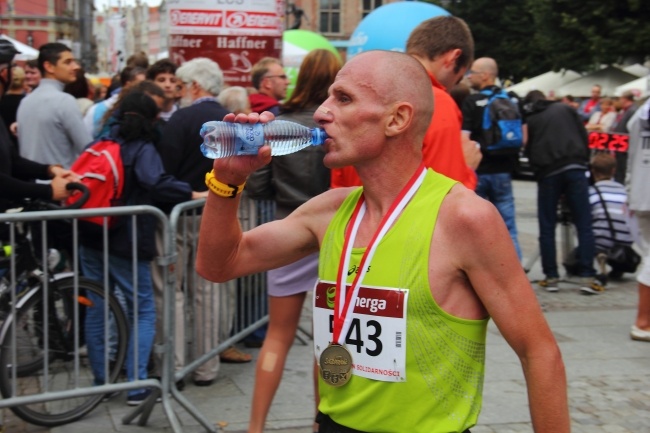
[172, 100, 228, 121]
[465, 91, 488, 102]
[296, 186, 355, 235]
[431, 86, 460, 112]
[425, 89, 461, 143]
[540, 100, 568, 114]
[464, 91, 490, 107]
[478, 85, 501, 95]
[597, 179, 627, 191]
[17, 89, 38, 109]
[461, 92, 489, 119]
[164, 101, 229, 139]
[249, 93, 280, 114]
[18, 87, 75, 119]
[481, 86, 521, 102]
[59, 92, 82, 108]
[438, 184, 498, 232]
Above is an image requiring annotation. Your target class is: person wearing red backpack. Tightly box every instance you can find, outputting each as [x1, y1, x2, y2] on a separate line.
[78, 91, 206, 406]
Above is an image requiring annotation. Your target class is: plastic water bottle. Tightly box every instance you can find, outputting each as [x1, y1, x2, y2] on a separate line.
[200, 120, 328, 159]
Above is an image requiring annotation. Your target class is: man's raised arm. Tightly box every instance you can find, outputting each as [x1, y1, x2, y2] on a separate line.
[196, 111, 326, 283]
[196, 111, 273, 282]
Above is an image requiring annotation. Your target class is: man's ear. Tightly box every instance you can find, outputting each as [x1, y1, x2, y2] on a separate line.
[42, 60, 56, 76]
[385, 102, 413, 137]
[259, 76, 270, 92]
[186, 80, 199, 96]
[443, 48, 462, 69]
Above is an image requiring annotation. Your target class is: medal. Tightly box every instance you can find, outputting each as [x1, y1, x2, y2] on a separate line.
[319, 344, 353, 387]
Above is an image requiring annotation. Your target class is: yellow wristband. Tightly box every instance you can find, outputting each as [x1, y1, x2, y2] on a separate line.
[205, 170, 246, 199]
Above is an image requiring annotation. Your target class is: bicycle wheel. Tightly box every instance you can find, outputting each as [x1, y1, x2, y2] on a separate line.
[0, 276, 129, 427]
[0, 275, 53, 378]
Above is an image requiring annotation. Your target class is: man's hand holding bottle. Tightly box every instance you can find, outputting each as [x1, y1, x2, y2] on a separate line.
[211, 111, 275, 187]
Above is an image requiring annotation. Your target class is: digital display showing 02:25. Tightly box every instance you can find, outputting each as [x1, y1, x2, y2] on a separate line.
[588, 132, 629, 153]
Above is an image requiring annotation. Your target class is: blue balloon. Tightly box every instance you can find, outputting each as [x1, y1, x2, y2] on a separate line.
[347, 1, 449, 59]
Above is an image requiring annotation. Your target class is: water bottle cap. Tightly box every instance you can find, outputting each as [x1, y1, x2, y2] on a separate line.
[311, 128, 328, 146]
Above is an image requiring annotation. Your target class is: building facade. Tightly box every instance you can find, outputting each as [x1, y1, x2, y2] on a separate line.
[0, 0, 81, 50]
[289, 0, 391, 41]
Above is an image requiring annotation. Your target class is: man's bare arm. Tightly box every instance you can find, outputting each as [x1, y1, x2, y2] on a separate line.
[441, 190, 570, 433]
[197, 191, 317, 282]
[195, 111, 351, 283]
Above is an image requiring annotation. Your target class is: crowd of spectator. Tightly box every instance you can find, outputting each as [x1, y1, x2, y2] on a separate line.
[1, 20, 649, 433]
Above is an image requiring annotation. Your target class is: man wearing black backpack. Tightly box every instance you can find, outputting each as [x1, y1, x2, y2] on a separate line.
[461, 57, 524, 261]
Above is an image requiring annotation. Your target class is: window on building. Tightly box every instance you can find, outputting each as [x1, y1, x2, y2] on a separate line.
[320, 0, 341, 34]
[362, 0, 382, 18]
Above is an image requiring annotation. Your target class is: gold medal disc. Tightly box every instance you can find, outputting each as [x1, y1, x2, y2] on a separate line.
[319, 344, 353, 387]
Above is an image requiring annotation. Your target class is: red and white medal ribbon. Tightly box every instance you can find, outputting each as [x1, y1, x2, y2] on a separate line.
[332, 164, 427, 345]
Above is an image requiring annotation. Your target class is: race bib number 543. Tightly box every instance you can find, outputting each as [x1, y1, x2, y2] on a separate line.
[313, 281, 408, 382]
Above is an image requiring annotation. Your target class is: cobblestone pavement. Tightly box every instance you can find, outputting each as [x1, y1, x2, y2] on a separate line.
[3, 179, 649, 433]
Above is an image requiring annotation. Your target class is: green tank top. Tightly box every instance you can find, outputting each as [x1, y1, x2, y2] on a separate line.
[317, 169, 488, 433]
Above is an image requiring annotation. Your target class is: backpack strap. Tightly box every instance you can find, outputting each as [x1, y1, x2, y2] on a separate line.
[479, 88, 494, 98]
[480, 87, 502, 98]
[480, 88, 502, 131]
[593, 185, 617, 243]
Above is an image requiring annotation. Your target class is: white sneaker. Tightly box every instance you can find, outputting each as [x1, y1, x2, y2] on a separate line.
[538, 277, 559, 292]
[579, 278, 605, 295]
[630, 325, 650, 342]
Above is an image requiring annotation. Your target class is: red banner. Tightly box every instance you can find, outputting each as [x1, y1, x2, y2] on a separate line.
[169, 35, 281, 86]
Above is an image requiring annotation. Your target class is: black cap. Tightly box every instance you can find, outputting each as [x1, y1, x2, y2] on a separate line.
[0, 39, 21, 65]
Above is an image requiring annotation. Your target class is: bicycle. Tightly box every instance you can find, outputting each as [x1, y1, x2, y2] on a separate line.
[0, 184, 129, 427]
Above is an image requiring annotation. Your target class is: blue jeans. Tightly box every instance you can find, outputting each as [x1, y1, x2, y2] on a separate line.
[537, 169, 596, 278]
[476, 173, 522, 260]
[80, 246, 156, 397]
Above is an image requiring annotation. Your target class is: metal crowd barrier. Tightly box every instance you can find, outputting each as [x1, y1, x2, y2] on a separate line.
[0, 194, 274, 432]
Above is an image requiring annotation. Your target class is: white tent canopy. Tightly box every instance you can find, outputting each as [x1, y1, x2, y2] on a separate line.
[556, 66, 640, 98]
[507, 70, 581, 98]
[622, 63, 650, 78]
[614, 75, 650, 98]
[0, 34, 39, 61]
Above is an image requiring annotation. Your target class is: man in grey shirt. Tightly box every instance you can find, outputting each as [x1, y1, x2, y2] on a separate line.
[17, 42, 91, 168]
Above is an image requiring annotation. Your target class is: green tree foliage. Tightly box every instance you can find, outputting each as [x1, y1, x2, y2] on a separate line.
[426, 0, 650, 81]
[528, 0, 650, 71]
[435, 0, 544, 82]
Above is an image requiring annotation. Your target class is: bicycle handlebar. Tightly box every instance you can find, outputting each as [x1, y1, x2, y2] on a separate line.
[44, 183, 90, 211]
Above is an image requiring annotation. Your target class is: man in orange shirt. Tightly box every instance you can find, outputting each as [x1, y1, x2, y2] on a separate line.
[331, 16, 481, 189]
